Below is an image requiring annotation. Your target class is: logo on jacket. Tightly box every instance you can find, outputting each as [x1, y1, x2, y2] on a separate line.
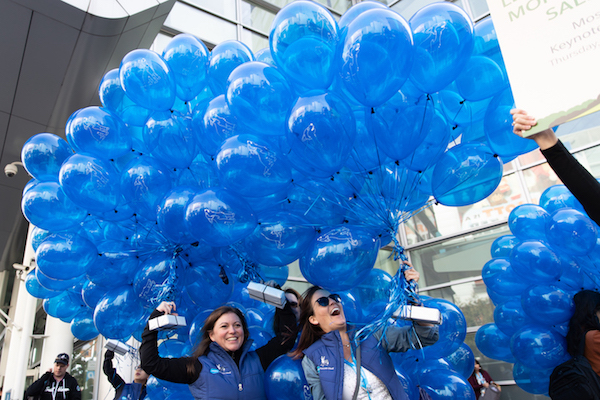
[320, 356, 329, 367]
[317, 356, 334, 372]
[210, 363, 232, 375]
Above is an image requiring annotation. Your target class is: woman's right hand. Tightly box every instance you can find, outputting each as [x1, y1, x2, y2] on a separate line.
[156, 301, 176, 314]
[510, 109, 558, 150]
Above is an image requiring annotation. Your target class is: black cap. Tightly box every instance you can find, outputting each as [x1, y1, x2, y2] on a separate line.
[55, 353, 69, 365]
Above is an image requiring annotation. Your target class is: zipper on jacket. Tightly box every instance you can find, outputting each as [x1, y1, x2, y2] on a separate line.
[238, 383, 243, 391]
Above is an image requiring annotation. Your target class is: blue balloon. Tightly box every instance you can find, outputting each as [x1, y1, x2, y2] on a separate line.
[486, 286, 513, 306]
[444, 343, 475, 379]
[345, 110, 390, 173]
[484, 88, 538, 158]
[94, 285, 146, 340]
[157, 186, 198, 244]
[508, 204, 550, 241]
[120, 49, 176, 111]
[36, 268, 83, 292]
[338, 1, 388, 29]
[21, 133, 73, 181]
[350, 268, 392, 319]
[144, 111, 198, 169]
[242, 210, 315, 267]
[208, 40, 254, 96]
[432, 143, 503, 206]
[71, 309, 99, 341]
[455, 56, 507, 101]
[25, 269, 61, 299]
[546, 208, 597, 256]
[31, 226, 51, 252]
[245, 308, 265, 327]
[510, 326, 568, 369]
[191, 95, 239, 157]
[494, 299, 528, 337]
[269, 1, 339, 90]
[133, 253, 184, 307]
[510, 240, 563, 284]
[59, 153, 121, 212]
[475, 323, 516, 362]
[376, 104, 431, 161]
[284, 180, 346, 229]
[435, 90, 492, 126]
[162, 34, 209, 101]
[184, 263, 233, 309]
[120, 155, 173, 221]
[188, 309, 213, 347]
[403, 108, 451, 172]
[99, 69, 151, 126]
[512, 362, 552, 395]
[82, 280, 108, 309]
[490, 235, 520, 257]
[21, 181, 87, 231]
[248, 326, 273, 350]
[286, 91, 356, 178]
[340, 9, 413, 106]
[65, 106, 132, 159]
[265, 355, 312, 400]
[254, 48, 275, 66]
[521, 284, 575, 326]
[185, 188, 257, 247]
[419, 369, 476, 400]
[421, 298, 466, 359]
[473, 17, 507, 73]
[226, 62, 294, 136]
[539, 184, 584, 214]
[409, 2, 474, 93]
[87, 240, 140, 287]
[481, 257, 529, 296]
[216, 134, 292, 197]
[43, 290, 86, 320]
[36, 233, 97, 280]
[300, 225, 380, 292]
[158, 339, 189, 358]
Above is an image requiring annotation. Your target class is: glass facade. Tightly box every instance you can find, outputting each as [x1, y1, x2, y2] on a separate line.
[42, 1, 600, 400]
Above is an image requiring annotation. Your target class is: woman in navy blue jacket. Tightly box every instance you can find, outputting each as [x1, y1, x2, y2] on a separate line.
[291, 265, 439, 400]
[140, 301, 297, 399]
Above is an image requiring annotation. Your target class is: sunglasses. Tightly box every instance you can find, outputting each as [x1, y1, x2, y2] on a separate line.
[315, 294, 342, 307]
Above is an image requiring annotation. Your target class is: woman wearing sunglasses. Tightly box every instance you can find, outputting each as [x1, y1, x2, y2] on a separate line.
[291, 263, 439, 400]
[140, 300, 298, 400]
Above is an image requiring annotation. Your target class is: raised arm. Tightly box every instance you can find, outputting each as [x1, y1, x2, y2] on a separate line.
[511, 109, 600, 224]
[255, 301, 299, 370]
[103, 350, 125, 389]
[139, 302, 201, 384]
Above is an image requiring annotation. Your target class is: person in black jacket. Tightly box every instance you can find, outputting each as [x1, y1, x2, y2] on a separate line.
[25, 353, 81, 400]
[140, 300, 298, 399]
[103, 349, 148, 400]
[511, 109, 600, 225]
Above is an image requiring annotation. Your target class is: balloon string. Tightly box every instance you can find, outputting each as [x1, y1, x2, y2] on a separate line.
[229, 245, 263, 283]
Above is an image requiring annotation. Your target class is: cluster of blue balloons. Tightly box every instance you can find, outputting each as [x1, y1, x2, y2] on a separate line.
[477, 184, 599, 395]
[17, 1, 542, 398]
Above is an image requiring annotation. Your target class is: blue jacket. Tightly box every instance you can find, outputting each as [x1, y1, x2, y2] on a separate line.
[189, 339, 266, 400]
[302, 324, 439, 400]
[118, 383, 146, 400]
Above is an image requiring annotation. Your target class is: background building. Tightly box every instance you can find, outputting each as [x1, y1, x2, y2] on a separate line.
[0, 0, 598, 399]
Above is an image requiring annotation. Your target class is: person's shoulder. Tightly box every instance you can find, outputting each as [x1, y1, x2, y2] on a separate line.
[586, 330, 600, 342]
[64, 373, 81, 389]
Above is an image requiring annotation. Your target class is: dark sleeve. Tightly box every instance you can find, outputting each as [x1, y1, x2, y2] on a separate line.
[483, 370, 494, 384]
[255, 302, 298, 371]
[103, 350, 126, 389]
[468, 375, 483, 391]
[541, 140, 600, 225]
[140, 309, 202, 384]
[25, 371, 52, 396]
[68, 375, 81, 400]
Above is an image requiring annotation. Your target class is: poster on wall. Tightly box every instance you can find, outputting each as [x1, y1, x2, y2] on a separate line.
[486, 0, 600, 135]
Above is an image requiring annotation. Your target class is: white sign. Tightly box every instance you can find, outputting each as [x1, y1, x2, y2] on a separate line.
[487, 0, 600, 134]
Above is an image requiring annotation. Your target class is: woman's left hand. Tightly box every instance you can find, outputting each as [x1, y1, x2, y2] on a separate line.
[403, 262, 420, 283]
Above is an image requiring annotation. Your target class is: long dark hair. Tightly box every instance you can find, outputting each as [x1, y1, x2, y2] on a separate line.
[566, 290, 600, 356]
[273, 288, 302, 333]
[291, 285, 328, 359]
[194, 306, 250, 357]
